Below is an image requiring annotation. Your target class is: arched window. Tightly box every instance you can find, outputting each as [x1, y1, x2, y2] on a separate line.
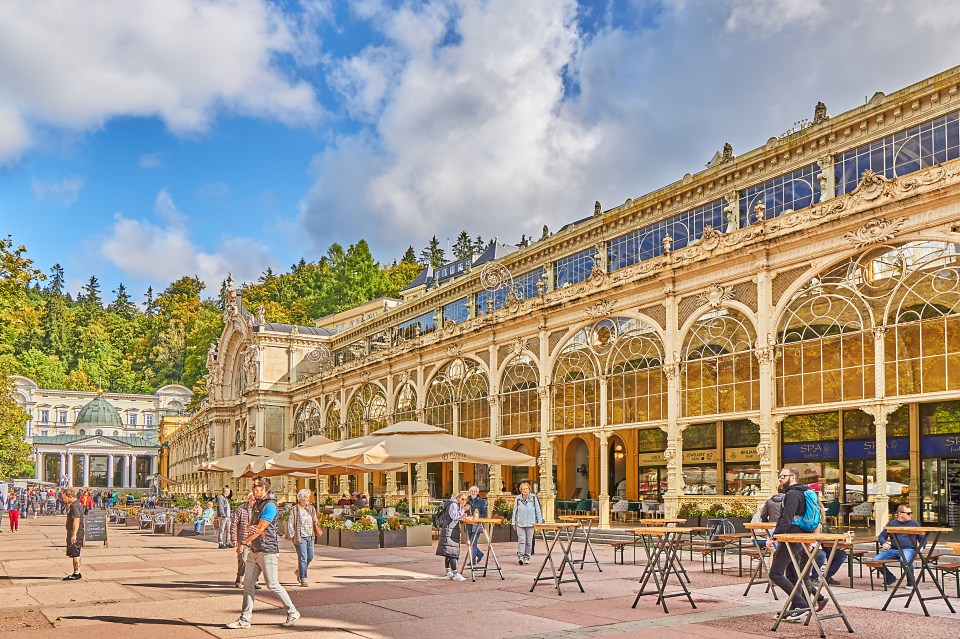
[777, 256, 876, 407]
[345, 385, 388, 438]
[95, 429, 103, 436]
[682, 308, 759, 416]
[425, 359, 490, 439]
[606, 318, 666, 425]
[500, 355, 539, 437]
[293, 400, 322, 445]
[552, 326, 600, 431]
[394, 382, 417, 422]
[324, 399, 342, 441]
[885, 242, 960, 394]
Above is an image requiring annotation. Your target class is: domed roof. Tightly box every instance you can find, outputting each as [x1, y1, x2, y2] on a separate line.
[75, 392, 123, 430]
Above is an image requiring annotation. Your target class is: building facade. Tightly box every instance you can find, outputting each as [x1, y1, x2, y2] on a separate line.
[173, 66, 960, 532]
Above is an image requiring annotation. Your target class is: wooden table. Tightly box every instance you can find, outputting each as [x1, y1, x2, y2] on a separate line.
[743, 522, 777, 599]
[771, 532, 853, 637]
[716, 532, 751, 576]
[631, 526, 697, 613]
[882, 525, 956, 616]
[458, 516, 504, 582]
[530, 522, 584, 596]
[558, 515, 602, 572]
[635, 517, 687, 526]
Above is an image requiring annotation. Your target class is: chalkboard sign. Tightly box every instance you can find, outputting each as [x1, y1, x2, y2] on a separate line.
[84, 509, 108, 544]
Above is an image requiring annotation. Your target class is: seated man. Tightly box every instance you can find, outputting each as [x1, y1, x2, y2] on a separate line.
[874, 504, 924, 587]
[812, 500, 847, 586]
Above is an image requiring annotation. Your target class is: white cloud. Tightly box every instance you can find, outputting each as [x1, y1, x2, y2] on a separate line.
[197, 182, 230, 199]
[101, 191, 276, 292]
[31, 176, 84, 206]
[153, 188, 186, 227]
[0, 0, 326, 162]
[139, 153, 163, 169]
[297, 0, 960, 259]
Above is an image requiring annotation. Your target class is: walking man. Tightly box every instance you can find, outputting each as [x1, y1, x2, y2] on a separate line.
[62, 488, 84, 580]
[225, 477, 299, 629]
[216, 486, 232, 548]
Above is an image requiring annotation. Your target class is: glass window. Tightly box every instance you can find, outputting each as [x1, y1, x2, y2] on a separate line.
[740, 164, 820, 226]
[345, 384, 387, 439]
[836, 110, 960, 195]
[129, 413, 137, 426]
[551, 325, 600, 431]
[638, 427, 666, 452]
[682, 466, 717, 495]
[782, 412, 839, 442]
[725, 463, 761, 496]
[683, 422, 717, 450]
[144, 413, 154, 426]
[682, 308, 759, 416]
[40, 410, 49, 423]
[608, 199, 725, 271]
[58, 411, 67, 423]
[723, 419, 760, 447]
[395, 311, 436, 342]
[293, 400, 322, 445]
[842, 406, 909, 440]
[920, 400, 960, 435]
[441, 297, 469, 324]
[606, 317, 666, 425]
[500, 355, 539, 437]
[476, 268, 544, 314]
[554, 247, 597, 288]
[394, 383, 417, 422]
[323, 399, 341, 441]
[425, 359, 489, 439]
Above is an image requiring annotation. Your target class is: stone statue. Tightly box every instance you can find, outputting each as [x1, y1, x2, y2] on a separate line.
[244, 346, 260, 386]
[540, 225, 549, 241]
[594, 200, 602, 217]
[723, 190, 739, 231]
[256, 305, 266, 325]
[721, 142, 734, 162]
[813, 101, 829, 124]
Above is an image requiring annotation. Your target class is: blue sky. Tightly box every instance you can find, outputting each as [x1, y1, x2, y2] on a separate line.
[2, 0, 960, 301]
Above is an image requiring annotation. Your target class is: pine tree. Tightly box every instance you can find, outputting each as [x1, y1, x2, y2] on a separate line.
[80, 275, 102, 307]
[401, 246, 418, 264]
[143, 286, 156, 317]
[453, 231, 473, 261]
[46, 264, 65, 296]
[108, 283, 138, 318]
[473, 236, 485, 255]
[420, 236, 445, 268]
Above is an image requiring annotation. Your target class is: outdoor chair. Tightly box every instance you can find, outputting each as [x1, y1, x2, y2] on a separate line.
[138, 513, 153, 529]
[824, 500, 841, 528]
[152, 512, 168, 534]
[611, 499, 630, 522]
[196, 519, 210, 535]
[848, 501, 874, 528]
[932, 554, 960, 598]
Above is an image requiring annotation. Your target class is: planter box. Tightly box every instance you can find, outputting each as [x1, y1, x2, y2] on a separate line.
[727, 517, 749, 533]
[340, 529, 380, 550]
[316, 529, 328, 545]
[324, 529, 340, 546]
[490, 525, 514, 543]
[381, 528, 406, 548]
[405, 524, 432, 547]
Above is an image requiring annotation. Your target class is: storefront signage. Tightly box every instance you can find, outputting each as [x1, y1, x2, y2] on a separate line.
[682, 449, 717, 464]
[782, 441, 839, 462]
[921, 434, 960, 457]
[638, 452, 666, 465]
[725, 446, 760, 462]
[843, 437, 910, 460]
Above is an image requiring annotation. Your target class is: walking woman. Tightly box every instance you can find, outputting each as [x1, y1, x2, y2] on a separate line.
[8, 491, 20, 532]
[287, 489, 323, 587]
[511, 482, 543, 565]
[435, 491, 468, 581]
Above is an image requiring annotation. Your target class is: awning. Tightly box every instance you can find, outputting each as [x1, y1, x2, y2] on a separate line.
[156, 474, 182, 486]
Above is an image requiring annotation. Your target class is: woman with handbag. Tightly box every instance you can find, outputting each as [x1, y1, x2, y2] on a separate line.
[286, 489, 323, 587]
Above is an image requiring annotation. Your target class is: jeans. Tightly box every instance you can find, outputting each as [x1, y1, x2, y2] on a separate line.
[194, 520, 206, 534]
[874, 547, 917, 585]
[218, 517, 231, 546]
[517, 526, 534, 558]
[240, 551, 297, 622]
[294, 538, 315, 579]
[769, 541, 809, 609]
[467, 524, 483, 561]
[815, 548, 848, 580]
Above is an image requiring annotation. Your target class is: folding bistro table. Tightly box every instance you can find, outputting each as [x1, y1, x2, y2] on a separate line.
[458, 515, 504, 582]
[743, 522, 777, 599]
[559, 514, 602, 572]
[530, 522, 584, 596]
[771, 532, 853, 638]
[631, 526, 697, 613]
[881, 525, 956, 617]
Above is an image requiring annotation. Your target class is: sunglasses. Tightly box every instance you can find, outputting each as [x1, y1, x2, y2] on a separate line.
[901, 511, 912, 515]
[778, 474, 796, 479]
[251, 483, 263, 488]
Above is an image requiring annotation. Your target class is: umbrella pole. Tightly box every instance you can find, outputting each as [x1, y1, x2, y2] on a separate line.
[316, 470, 320, 510]
[407, 463, 413, 518]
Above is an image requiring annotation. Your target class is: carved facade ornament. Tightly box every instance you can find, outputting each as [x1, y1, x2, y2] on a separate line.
[872, 326, 889, 340]
[698, 225, 722, 251]
[594, 200, 602, 217]
[256, 305, 266, 325]
[842, 217, 907, 247]
[584, 299, 616, 318]
[755, 442, 771, 462]
[512, 336, 529, 354]
[359, 370, 371, 383]
[754, 201, 766, 222]
[754, 345, 774, 365]
[696, 283, 735, 308]
[662, 362, 680, 381]
[723, 191, 740, 232]
[721, 142, 734, 163]
[444, 343, 462, 358]
[858, 403, 903, 427]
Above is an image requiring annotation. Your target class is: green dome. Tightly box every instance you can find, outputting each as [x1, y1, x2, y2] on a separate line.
[75, 394, 123, 430]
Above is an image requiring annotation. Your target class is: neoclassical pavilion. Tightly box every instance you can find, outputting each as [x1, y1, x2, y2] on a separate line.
[171, 66, 960, 533]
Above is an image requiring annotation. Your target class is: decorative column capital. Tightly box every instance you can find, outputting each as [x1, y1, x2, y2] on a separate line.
[858, 403, 902, 427]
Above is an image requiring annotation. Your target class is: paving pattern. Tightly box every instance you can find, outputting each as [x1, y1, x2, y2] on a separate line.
[0, 516, 956, 638]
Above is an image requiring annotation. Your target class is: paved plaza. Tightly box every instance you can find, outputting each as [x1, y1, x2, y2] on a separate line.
[0, 517, 956, 638]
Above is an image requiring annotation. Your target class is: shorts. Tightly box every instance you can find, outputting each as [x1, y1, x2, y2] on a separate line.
[66, 537, 83, 558]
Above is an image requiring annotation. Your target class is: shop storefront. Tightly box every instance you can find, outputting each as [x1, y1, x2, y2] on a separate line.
[920, 401, 960, 526]
[637, 428, 666, 501]
[682, 423, 718, 495]
[724, 420, 761, 496]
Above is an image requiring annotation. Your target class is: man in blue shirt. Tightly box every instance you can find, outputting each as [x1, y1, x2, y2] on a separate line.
[874, 504, 924, 587]
[225, 477, 299, 629]
[466, 486, 487, 563]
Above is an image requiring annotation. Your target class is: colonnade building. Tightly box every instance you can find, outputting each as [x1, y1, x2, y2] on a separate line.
[174, 66, 960, 533]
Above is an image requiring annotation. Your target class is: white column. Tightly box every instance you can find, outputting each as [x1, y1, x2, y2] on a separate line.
[107, 454, 114, 488]
[597, 431, 610, 529]
[67, 453, 74, 486]
[130, 455, 138, 488]
[35, 452, 43, 480]
[122, 455, 130, 488]
[59, 453, 66, 482]
[82, 454, 90, 487]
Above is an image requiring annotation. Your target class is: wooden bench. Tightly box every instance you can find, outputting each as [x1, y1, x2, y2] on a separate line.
[863, 557, 905, 591]
[611, 542, 626, 565]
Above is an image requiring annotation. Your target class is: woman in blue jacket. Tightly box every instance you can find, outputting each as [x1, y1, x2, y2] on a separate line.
[511, 482, 543, 565]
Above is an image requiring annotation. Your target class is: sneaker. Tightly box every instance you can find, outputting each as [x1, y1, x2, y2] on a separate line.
[522, 556, 530, 565]
[452, 573, 467, 582]
[225, 619, 251, 629]
[783, 609, 808, 623]
[518, 556, 524, 565]
[254, 583, 262, 590]
[62, 573, 81, 581]
[281, 611, 300, 627]
[445, 570, 454, 579]
[234, 581, 242, 588]
[816, 596, 827, 612]
[300, 579, 308, 587]
[826, 577, 841, 586]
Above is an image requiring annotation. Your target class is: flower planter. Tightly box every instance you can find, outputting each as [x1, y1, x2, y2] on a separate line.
[325, 529, 340, 546]
[315, 529, 328, 545]
[340, 529, 380, 550]
[491, 525, 514, 543]
[405, 524, 432, 547]
[380, 528, 406, 548]
[727, 517, 749, 533]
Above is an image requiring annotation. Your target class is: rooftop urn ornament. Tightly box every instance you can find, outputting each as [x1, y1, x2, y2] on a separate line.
[662, 233, 673, 253]
[754, 200, 767, 222]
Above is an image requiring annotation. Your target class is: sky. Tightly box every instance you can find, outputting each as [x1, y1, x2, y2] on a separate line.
[2, 0, 960, 301]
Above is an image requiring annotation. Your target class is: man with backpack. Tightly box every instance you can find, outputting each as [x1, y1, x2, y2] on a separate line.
[769, 467, 825, 623]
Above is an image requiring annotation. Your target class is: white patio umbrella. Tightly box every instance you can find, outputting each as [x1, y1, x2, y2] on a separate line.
[197, 446, 277, 475]
[289, 421, 537, 516]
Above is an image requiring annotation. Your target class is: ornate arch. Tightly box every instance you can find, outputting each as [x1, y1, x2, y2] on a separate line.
[681, 307, 759, 417]
[551, 324, 601, 431]
[346, 384, 388, 438]
[293, 400, 322, 445]
[500, 354, 539, 437]
[393, 382, 417, 422]
[324, 398, 342, 441]
[424, 359, 490, 439]
[604, 317, 666, 425]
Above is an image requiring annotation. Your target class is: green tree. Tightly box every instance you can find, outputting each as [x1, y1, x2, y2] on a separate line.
[401, 246, 418, 264]
[143, 286, 156, 317]
[452, 231, 473, 261]
[108, 283, 138, 319]
[473, 236, 486, 254]
[80, 275, 102, 307]
[420, 236, 445, 268]
[0, 379, 32, 478]
[46, 264, 65, 296]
